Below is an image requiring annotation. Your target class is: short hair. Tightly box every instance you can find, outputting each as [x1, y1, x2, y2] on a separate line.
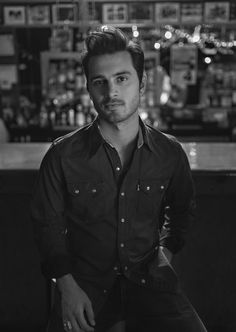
[81, 25, 144, 84]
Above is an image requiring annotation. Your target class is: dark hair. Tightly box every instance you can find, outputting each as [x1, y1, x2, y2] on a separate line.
[81, 25, 144, 84]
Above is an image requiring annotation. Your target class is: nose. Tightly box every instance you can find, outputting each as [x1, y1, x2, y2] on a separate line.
[107, 81, 118, 99]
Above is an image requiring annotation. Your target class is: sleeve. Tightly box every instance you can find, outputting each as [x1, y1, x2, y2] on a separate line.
[31, 144, 72, 279]
[159, 143, 196, 254]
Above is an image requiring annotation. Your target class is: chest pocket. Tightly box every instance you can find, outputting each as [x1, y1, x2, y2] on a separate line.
[67, 181, 107, 220]
[136, 179, 169, 218]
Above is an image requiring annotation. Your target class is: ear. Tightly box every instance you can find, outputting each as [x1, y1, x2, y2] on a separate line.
[140, 72, 147, 96]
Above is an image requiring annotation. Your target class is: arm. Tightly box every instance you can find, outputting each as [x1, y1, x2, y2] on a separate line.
[31, 145, 71, 278]
[160, 143, 195, 255]
[31, 145, 95, 332]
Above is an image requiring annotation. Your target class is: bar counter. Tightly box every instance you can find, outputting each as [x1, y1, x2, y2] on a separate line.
[0, 142, 236, 332]
[0, 142, 236, 171]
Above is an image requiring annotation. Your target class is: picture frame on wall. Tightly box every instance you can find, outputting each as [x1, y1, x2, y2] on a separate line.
[230, 2, 236, 22]
[27, 5, 50, 25]
[52, 4, 76, 25]
[0, 5, 3, 25]
[155, 2, 180, 24]
[204, 2, 230, 23]
[102, 4, 128, 24]
[181, 3, 203, 23]
[50, 27, 73, 52]
[88, 2, 101, 24]
[129, 3, 153, 24]
[0, 65, 17, 90]
[0, 34, 15, 56]
[4, 6, 26, 25]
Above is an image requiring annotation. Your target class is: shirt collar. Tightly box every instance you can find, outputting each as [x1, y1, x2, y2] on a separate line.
[138, 117, 155, 152]
[88, 116, 154, 158]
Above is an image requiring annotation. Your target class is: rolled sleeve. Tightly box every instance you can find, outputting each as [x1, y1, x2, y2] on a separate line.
[31, 144, 72, 279]
[160, 143, 196, 254]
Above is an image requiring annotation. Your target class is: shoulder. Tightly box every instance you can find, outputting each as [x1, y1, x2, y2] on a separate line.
[48, 122, 93, 157]
[145, 123, 183, 155]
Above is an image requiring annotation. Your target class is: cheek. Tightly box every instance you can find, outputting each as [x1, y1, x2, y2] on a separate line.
[128, 86, 141, 105]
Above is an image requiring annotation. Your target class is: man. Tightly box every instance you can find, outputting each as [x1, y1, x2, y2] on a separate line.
[31, 26, 207, 332]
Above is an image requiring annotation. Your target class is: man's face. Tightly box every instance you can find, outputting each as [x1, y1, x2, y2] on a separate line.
[87, 51, 145, 124]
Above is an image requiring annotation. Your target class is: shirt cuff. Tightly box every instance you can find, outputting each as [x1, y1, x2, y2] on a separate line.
[41, 254, 73, 279]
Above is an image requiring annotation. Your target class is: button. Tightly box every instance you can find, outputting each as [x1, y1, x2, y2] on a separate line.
[121, 218, 125, 223]
[120, 243, 125, 248]
[116, 167, 121, 171]
[124, 266, 128, 271]
[113, 266, 118, 271]
[91, 188, 97, 193]
[160, 185, 165, 190]
[120, 192, 125, 196]
[141, 279, 146, 284]
[154, 246, 158, 250]
[74, 189, 80, 194]
[146, 186, 151, 191]
[103, 289, 107, 293]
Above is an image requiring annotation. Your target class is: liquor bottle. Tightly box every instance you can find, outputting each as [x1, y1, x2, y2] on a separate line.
[75, 104, 86, 127]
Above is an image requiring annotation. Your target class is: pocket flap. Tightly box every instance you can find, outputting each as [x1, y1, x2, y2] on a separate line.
[67, 181, 104, 196]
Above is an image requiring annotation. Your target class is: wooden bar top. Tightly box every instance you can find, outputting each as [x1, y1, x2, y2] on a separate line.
[0, 142, 236, 171]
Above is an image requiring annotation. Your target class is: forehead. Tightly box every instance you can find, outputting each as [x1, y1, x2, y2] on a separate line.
[88, 51, 136, 79]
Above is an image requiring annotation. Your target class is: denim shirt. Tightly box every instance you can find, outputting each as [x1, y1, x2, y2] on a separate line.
[31, 117, 195, 311]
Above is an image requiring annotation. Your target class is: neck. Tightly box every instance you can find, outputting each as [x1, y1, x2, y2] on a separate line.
[98, 114, 139, 150]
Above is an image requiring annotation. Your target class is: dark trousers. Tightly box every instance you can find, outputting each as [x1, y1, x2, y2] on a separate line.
[48, 276, 207, 332]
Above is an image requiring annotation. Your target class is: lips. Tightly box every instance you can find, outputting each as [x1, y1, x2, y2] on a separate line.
[105, 102, 123, 107]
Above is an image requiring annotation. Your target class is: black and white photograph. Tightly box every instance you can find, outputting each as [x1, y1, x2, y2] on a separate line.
[4, 6, 26, 25]
[129, 3, 153, 24]
[27, 5, 50, 25]
[155, 2, 180, 24]
[87, 1, 101, 24]
[52, 4, 76, 24]
[230, 2, 236, 21]
[102, 3, 128, 24]
[204, 2, 230, 23]
[0, 34, 15, 56]
[180, 3, 203, 23]
[0, 64, 17, 89]
[1, 5, 236, 332]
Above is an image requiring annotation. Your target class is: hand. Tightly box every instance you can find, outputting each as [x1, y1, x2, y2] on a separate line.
[57, 274, 95, 332]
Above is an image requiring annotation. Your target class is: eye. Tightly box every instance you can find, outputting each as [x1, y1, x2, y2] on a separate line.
[116, 75, 128, 83]
[92, 79, 106, 87]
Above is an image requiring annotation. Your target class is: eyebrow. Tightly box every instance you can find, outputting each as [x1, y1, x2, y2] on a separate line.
[91, 71, 132, 81]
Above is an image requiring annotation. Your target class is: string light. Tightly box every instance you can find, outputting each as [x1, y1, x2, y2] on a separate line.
[154, 42, 161, 50]
[164, 31, 172, 40]
[204, 57, 212, 64]
[163, 24, 236, 54]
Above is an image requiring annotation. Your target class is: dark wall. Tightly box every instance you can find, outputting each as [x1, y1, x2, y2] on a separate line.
[0, 170, 236, 332]
[0, 170, 50, 332]
[174, 172, 236, 332]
